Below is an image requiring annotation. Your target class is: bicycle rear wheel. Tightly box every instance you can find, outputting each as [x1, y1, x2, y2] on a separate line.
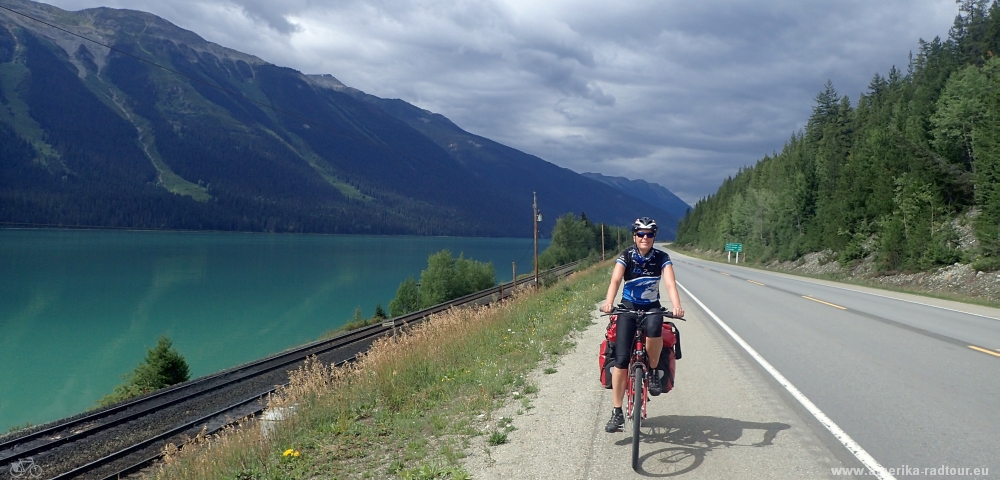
[631, 370, 643, 471]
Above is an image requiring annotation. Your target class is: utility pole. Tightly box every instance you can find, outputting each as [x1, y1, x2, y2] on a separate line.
[601, 224, 605, 261]
[533, 192, 540, 289]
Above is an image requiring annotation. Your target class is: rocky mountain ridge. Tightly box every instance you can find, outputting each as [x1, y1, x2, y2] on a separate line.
[0, 0, 683, 236]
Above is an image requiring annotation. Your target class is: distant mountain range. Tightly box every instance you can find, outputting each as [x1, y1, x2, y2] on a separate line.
[0, 0, 684, 237]
[581, 172, 691, 230]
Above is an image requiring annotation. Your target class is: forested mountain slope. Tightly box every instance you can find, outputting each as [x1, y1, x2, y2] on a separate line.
[580, 172, 690, 231]
[0, 0, 671, 236]
[324, 78, 678, 235]
[676, 0, 1000, 272]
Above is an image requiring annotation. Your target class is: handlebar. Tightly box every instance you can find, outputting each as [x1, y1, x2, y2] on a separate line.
[602, 306, 685, 321]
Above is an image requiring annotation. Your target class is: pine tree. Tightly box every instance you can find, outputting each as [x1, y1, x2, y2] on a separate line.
[130, 335, 190, 389]
[96, 335, 190, 406]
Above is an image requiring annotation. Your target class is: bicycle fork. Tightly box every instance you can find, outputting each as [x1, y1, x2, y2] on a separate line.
[626, 358, 648, 421]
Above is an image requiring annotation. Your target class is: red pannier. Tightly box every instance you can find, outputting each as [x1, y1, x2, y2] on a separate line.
[599, 315, 617, 389]
[658, 322, 680, 394]
[599, 315, 682, 393]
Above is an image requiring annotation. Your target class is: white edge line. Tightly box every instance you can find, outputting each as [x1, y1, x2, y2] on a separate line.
[677, 256, 999, 322]
[677, 281, 895, 480]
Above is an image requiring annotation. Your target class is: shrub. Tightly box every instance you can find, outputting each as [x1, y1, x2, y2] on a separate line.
[388, 251, 496, 317]
[389, 277, 421, 317]
[97, 335, 189, 407]
[539, 213, 629, 269]
[419, 250, 495, 308]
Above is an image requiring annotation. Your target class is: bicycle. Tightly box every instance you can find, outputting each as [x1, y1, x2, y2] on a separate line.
[606, 306, 684, 471]
[9, 457, 43, 479]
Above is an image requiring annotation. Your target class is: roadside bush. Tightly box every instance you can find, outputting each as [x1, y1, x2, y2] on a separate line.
[419, 250, 495, 308]
[338, 306, 378, 332]
[387, 250, 497, 318]
[97, 336, 190, 407]
[539, 213, 629, 269]
[389, 277, 421, 317]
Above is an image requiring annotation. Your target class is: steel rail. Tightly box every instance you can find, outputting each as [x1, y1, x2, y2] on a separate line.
[94, 357, 357, 480]
[50, 392, 269, 480]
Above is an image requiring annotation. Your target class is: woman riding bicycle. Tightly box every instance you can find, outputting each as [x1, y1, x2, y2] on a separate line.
[601, 217, 685, 433]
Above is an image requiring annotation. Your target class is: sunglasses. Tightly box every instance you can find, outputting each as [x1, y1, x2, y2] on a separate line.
[634, 232, 655, 239]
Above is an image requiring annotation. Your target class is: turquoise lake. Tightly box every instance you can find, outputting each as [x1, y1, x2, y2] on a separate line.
[0, 229, 548, 431]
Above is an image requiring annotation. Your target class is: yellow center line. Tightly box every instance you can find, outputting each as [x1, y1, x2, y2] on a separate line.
[802, 296, 847, 310]
[968, 345, 1000, 358]
[747, 280, 765, 286]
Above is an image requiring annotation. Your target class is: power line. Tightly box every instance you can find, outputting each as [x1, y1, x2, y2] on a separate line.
[515, 242, 533, 265]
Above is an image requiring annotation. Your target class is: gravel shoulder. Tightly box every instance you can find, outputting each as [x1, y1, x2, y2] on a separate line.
[462, 289, 855, 479]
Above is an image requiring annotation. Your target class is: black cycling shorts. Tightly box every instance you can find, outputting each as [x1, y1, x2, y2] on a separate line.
[614, 301, 664, 369]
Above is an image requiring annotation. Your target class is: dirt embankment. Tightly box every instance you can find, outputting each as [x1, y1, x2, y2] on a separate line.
[680, 248, 1000, 305]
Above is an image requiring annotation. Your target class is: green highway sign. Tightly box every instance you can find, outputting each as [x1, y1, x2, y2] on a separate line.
[725, 243, 743, 252]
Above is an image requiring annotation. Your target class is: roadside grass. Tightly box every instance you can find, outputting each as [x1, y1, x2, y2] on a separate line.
[151, 261, 610, 479]
[669, 245, 1000, 310]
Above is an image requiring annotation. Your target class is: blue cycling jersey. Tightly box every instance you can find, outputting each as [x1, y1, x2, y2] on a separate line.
[615, 246, 672, 305]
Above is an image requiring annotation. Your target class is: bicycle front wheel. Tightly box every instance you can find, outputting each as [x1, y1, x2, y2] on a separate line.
[631, 369, 643, 471]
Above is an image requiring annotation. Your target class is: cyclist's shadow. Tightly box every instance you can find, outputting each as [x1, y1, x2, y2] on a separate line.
[613, 415, 790, 477]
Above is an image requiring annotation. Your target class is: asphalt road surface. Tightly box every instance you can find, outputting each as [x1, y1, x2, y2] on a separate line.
[464, 249, 998, 479]
[669, 250, 1000, 478]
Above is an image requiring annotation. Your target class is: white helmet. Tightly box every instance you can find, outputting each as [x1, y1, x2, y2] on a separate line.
[632, 217, 658, 235]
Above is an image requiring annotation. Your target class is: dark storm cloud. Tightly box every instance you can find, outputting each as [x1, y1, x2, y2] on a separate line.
[43, 0, 959, 204]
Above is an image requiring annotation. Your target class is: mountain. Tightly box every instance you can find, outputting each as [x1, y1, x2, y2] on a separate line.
[580, 172, 690, 233]
[0, 0, 675, 236]
[344, 91, 676, 235]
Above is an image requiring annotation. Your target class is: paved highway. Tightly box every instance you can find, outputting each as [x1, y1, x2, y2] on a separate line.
[669, 250, 1000, 477]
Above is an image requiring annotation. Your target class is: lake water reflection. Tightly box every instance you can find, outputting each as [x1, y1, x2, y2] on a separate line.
[0, 229, 547, 430]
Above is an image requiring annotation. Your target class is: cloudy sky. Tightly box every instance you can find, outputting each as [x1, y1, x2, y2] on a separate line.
[43, 0, 960, 204]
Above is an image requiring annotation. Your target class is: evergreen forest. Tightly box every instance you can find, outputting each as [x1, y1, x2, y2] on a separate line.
[676, 0, 1000, 272]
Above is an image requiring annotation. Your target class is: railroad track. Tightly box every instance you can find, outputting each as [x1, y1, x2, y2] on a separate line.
[0, 261, 580, 480]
